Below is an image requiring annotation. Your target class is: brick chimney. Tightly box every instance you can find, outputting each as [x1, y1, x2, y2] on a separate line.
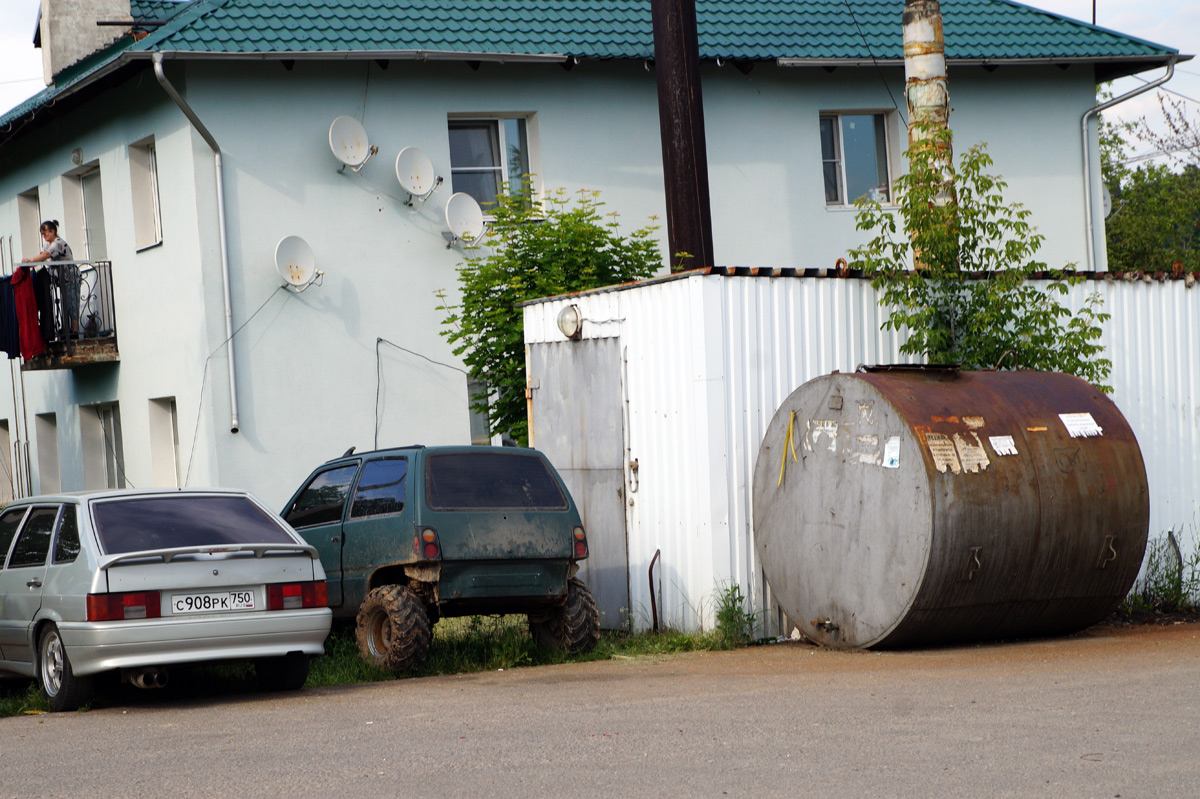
[37, 0, 132, 85]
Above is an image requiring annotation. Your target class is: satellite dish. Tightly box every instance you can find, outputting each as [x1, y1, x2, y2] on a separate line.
[274, 235, 323, 291]
[329, 115, 378, 173]
[444, 192, 486, 247]
[395, 146, 443, 212]
[1102, 184, 1113, 219]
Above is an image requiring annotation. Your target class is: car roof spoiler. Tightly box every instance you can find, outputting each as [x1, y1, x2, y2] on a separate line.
[98, 542, 320, 570]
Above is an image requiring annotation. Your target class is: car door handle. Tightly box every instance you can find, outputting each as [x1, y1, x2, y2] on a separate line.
[26, 578, 42, 588]
[330, 536, 340, 543]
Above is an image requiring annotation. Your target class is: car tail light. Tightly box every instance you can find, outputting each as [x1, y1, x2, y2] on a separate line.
[87, 591, 162, 621]
[267, 581, 328, 610]
[573, 526, 588, 558]
[415, 527, 441, 560]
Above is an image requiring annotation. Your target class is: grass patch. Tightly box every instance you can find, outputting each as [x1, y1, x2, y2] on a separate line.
[1124, 522, 1200, 614]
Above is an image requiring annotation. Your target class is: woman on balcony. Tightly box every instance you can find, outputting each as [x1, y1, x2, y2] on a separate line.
[22, 219, 80, 338]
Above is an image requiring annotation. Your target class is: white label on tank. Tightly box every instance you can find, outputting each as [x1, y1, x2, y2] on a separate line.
[925, 432, 961, 474]
[855, 434, 880, 465]
[963, 416, 985, 429]
[954, 432, 991, 473]
[989, 435, 1018, 456]
[808, 420, 839, 452]
[883, 436, 901, 468]
[1059, 412, 1103, 438]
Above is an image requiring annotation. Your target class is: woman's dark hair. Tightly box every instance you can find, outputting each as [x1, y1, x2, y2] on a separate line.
[39, 220, 59, 233]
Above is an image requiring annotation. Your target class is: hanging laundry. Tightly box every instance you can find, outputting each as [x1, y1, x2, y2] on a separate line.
[12, 266, 46, 360]
[33, 267, 55, 344]
[0, 277, 19, 359]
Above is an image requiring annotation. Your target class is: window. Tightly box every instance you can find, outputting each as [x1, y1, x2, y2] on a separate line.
[820, 113, 892, 206]
[284, 464, 359, 529]
[0, 508, 28, 561]
[35, 413, 60, 494]
[448, 116, 533, 208]
[0, 420, 12, 505]
[7, 506, 59, 568]
[61, 164, 107, 260]
[427, 452, 566, 510]
[92, 495, 295, 554]
[350, 458, 407, 519]
[148, 397, 181, 487]
[129, 137, 162, 250]
[17, 188, 40, 257]
[81, 403, 125, 490]
[467, 381, 491, 446]
[53, 505, 80, 564]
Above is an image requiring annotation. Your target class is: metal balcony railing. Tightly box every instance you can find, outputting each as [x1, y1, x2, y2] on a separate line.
[24, 260, 118, 369]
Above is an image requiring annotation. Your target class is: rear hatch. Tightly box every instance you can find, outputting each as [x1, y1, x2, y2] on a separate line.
[422, 450, 579, 602]
[92, 494, 320, 617]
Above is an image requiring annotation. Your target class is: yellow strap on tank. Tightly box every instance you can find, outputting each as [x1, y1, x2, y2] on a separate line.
[778, 411, 798, 487]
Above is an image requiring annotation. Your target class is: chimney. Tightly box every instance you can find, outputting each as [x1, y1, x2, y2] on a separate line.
[651, 0, 715, 272]
[37, 0, 132, 85]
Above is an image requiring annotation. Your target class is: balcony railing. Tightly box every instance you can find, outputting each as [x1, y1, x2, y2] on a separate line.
[23, 260, 119, 371]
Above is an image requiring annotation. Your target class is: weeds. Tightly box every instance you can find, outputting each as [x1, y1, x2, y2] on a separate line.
[711, 583, 757, 649]
[1126, 522, 1200, 613]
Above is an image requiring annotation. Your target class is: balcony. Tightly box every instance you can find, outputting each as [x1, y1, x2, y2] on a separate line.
[23, 260, 119, 371]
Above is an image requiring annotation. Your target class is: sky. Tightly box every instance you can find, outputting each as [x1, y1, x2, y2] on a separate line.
[0, 0, 1198, 158]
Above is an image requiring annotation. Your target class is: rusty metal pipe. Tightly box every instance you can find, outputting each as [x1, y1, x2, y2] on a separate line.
[649, 548, 661, 632]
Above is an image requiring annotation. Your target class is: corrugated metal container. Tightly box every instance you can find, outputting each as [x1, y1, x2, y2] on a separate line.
[752, 368, 1149, 648]
[524, 272, 1199, 634]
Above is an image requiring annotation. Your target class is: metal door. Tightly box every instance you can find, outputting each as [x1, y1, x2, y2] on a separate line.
[528, 339, 630, 629]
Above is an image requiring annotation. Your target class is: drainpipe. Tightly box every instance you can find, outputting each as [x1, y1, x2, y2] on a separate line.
[152, 52, 240, 433]
[1081, 59, 1175, 272]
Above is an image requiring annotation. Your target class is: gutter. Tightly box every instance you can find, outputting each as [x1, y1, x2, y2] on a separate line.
[152, 51, 240, 434]
[1081, 58, 1175, 272]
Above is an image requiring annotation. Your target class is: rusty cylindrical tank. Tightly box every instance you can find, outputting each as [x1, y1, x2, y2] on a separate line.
[752, 368, 1149, 648]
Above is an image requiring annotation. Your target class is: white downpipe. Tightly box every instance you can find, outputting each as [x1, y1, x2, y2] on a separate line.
[1081, 60, 1175, 272]
[152, 53, 240, 433]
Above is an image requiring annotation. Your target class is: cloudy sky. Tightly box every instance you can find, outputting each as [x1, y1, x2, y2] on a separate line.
[1, 0, 1198, 156]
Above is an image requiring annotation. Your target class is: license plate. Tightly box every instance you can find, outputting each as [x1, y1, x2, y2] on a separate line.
[171, 590, 256, 614]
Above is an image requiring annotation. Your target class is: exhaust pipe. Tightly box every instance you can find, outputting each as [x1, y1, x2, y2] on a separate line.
[127, 667, 169, 689]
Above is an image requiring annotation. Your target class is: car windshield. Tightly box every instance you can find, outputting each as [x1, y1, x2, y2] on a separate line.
[92, 495, 296, 554]
[427, 452, 567, 510]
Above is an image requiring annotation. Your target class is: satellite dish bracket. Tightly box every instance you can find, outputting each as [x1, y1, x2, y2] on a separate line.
[338, 145, 379, 174]
[402, 175, 444, 211]
[443, 224, 488, 249]
[283, 269, 325, 292]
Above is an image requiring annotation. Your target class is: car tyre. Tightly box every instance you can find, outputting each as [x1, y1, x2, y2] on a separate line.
[38, 623, 93, 713]
[356, 585, 431, 673]
[254, 653, 310, 691]
[529, 577, 600, 655]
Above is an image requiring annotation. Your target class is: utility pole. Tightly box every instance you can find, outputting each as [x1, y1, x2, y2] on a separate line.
[651, 0, 715, 272]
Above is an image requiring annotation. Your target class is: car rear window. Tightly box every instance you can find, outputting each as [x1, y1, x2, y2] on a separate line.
[427, 452, 567, 510]
[92, 495, 296, 554]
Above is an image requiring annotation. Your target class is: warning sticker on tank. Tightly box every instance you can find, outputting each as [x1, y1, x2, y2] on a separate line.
[963, 416, 985, 429]
[855, 434, 880, 465]
[989, 435, 1019, 456]
[954, 432, 991, 473]
[1059, 412, 1103, 438]
[925, 432, 961, 474]
[806, 420, 839, 452]
[883, 436, 901, 469]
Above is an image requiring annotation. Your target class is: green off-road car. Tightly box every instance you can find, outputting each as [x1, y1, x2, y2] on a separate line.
[282, 446, 599, 671]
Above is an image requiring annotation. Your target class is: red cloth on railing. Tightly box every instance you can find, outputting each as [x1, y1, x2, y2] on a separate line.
[12, 266, 46, 360]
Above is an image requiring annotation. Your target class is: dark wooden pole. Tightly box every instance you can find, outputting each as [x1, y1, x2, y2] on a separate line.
[651, 0, 715, 272]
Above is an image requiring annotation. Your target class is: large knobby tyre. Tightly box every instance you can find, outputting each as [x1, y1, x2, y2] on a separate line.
[356, 585, 431, 673]
[529, 577, 600, 655]
[39, 623, 93, 713]
[255, 653, 311, 691]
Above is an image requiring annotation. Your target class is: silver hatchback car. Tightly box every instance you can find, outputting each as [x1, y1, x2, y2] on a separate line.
[0, 489, 332, 711]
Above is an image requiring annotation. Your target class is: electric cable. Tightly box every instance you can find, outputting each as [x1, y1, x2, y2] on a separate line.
[374, 336, 468, 450]
[841, 0, 907, 128]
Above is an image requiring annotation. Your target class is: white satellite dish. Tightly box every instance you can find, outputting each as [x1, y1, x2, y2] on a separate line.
[444, 192, 486, 247]
[329, 115, 378, 173]
[274, 235, 323, 291]
[395, 146, 443, 212]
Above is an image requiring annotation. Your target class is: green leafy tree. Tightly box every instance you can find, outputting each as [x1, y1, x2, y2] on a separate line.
[848, 128, 1112, 388]
[441, 187, 660, 445]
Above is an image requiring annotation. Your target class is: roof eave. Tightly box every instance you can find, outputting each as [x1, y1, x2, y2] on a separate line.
[776, 54, 1189, 71]
[140, 49, 568, 64]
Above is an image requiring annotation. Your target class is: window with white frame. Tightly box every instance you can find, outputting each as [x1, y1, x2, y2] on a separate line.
[447, 116, 533, 209]
[129, 137, 162, 250]
[820, 113, 892, 206]
[63, 163, 107, 260]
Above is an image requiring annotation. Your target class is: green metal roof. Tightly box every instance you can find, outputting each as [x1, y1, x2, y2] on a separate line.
[1, 0, 1183, 133]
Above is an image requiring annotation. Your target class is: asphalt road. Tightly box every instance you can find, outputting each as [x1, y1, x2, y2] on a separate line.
[2, 623, 1197, 799]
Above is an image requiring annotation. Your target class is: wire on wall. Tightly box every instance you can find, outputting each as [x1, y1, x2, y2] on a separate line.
[841, 0, 907, 128]
[183, 286, 286, 486]
[374, 336, 468, 450]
